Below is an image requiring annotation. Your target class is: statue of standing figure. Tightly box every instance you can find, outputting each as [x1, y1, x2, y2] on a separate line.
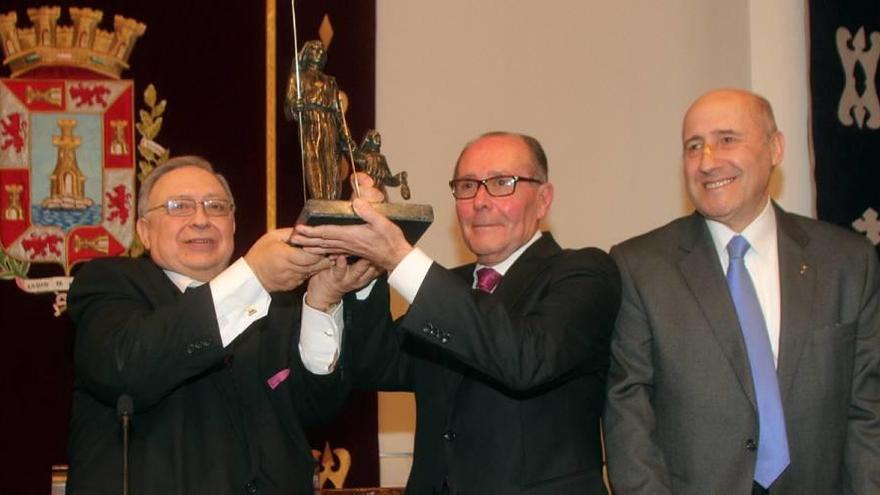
[355, 130, 410, 200]
[284, 40, 354, 200]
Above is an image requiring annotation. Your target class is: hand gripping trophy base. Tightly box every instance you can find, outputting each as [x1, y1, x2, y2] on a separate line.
[297, 199, 434, 246]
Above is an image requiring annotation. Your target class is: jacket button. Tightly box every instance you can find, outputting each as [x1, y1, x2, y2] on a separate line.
[745, 439, 757, 451]
[245, 480, 258, 493]
[442, 430, 456, 441]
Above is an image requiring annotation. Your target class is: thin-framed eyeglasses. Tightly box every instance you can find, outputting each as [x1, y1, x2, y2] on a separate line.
[448, 175, 544, 199]
[145, 198, 235, 217]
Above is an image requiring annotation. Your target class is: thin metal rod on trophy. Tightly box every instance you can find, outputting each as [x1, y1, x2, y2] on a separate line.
[289, 0, 307, 201]
[337, 92, 362, 198]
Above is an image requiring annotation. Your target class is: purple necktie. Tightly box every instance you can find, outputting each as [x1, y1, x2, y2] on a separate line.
[475, 267, 502, 293]
[727, 235, 790, 487]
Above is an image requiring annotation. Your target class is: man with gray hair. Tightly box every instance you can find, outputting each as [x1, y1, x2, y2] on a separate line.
[66, 156, 381, 494]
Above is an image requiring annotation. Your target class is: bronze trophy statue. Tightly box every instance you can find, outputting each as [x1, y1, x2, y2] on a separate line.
[284, 40, 350, 201]
[285, 37, 432, 244]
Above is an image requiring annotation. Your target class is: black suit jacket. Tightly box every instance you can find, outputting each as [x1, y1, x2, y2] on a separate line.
[66, 256, 358, 495]
[352, 233, 621, 494]
[604, 206, 880, 494]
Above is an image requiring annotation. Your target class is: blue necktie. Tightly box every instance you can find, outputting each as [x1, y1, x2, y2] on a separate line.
[726, 235, 790, 488]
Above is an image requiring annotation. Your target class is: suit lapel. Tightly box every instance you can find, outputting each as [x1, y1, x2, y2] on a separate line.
[444, 263, 478, 398]
[135, 256, 185, 303]
[493, 233, 561, 307]
[452, 262, 475, 285]
[677, 215, 757, 408]
[774, 206, 815, 399]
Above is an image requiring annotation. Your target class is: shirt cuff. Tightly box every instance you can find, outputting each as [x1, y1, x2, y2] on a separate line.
[210, 257, 271, 347]
[299, 295, 344, 374]
[388, 247, 433, 304]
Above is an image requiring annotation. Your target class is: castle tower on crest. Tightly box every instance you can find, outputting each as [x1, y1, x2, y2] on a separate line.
[42, 119, 94, 210]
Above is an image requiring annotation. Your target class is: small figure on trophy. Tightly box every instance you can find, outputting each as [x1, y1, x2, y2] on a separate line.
[355, 130, 410, 201]
[284, 40, 355, 200]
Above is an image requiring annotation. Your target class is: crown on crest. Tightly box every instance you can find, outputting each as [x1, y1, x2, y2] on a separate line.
[0, 6, 146, 79]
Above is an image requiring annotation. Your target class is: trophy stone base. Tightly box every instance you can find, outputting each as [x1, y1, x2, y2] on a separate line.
[296, 199, 434, 245]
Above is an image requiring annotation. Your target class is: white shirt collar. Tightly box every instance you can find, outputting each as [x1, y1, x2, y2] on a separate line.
[163, 269, 206, 293]
[705, 200, 777, 264]
[475, 230, 543, 277]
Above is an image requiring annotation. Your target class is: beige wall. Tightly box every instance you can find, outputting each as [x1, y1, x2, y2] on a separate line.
[374, 0, 810, 486]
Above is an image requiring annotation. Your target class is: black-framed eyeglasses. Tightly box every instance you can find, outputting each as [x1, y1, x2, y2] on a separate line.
[145, 198, 235, 217]
[448, 175, 544, 199]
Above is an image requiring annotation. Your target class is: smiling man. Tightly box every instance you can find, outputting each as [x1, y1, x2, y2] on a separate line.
[293, 132, 621, 494]
[603, 90, 880, 494]
[66, 156, 380, 494]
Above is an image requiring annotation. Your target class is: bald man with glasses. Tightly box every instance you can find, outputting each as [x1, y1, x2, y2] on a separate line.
[66, 156, 382, 494]
[293, 131, 621, 494]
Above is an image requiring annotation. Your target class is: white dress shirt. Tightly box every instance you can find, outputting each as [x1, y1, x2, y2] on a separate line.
[164, 257, 340, 374]
[705, 201, 782, 365]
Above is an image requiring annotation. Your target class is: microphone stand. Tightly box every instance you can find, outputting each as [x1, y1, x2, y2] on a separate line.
[117, 395, 133, 495]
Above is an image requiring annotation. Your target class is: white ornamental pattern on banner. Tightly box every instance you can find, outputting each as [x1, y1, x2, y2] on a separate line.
[836, 26, 880, 130]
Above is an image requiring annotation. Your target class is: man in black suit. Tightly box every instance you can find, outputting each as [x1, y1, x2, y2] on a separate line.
[604, 89, 880, 494]
[67, 156, 379, 494]
[293, 132, 621, 494]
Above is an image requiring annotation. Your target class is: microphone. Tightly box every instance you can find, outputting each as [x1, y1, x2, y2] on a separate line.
[117, 395, 133, 495]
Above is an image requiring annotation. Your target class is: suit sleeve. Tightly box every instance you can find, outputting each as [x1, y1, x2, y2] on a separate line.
[342, 276, 413, 392]
[257, 289, 349, 428]
[398, 247, 620, 392]
[844, 246, 880, 494]
[284, 351, 351, 427]
[68, 259, 228, 411]
[603, 245, 674, 494]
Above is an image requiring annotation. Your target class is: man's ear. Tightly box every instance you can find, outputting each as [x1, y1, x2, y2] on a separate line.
[770, 131, 785, 168]
[536, 182, 554, 220]
[136, 218, 151, 250]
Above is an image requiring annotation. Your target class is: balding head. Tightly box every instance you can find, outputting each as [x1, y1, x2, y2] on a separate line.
[683, 89, 778, 141]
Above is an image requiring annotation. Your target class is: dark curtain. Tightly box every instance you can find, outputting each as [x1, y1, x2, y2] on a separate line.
[810, 0, 880, 254]
[0, 1, 378, 493]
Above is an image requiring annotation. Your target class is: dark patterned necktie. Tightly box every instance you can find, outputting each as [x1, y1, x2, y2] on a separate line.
[475, 267, 502, 293]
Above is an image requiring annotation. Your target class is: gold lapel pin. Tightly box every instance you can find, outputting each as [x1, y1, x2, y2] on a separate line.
[799, 263, 809, 275]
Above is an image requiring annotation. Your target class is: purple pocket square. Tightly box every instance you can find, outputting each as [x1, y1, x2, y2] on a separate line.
[267, 368, 291, 390]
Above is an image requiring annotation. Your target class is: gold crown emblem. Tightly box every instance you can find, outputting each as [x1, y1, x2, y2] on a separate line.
[0, 6, 146, 79]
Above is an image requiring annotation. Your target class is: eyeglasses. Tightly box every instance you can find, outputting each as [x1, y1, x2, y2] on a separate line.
[448, 175, 544, 199]
[145, 198, 235, 217]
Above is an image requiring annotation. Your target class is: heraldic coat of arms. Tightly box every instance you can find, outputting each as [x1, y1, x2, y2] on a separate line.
[0, 7, 148, 313]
